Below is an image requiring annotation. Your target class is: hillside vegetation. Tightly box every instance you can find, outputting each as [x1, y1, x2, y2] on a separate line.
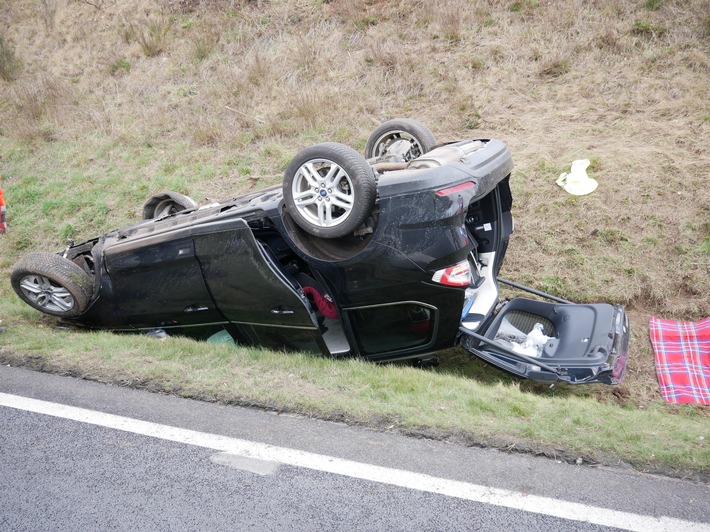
[0, 0, 708, 476]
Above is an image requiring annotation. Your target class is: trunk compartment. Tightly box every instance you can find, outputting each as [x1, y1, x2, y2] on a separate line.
[460, 296, 630, 384]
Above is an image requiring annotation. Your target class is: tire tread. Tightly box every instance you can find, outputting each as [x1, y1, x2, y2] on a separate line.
[11, 252, 93, 317]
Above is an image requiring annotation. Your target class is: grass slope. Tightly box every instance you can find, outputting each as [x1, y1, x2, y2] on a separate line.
[0, 0, 708, 478]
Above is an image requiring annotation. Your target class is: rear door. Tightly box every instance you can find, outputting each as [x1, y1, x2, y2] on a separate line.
[103, 226, 223, 329]
[459, 297, 630, 385]
[191, 217, 326, 353]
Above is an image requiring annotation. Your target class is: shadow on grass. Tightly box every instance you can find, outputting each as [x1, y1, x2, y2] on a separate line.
[44, 320, 639, 408]
[429, 346, 634, 404]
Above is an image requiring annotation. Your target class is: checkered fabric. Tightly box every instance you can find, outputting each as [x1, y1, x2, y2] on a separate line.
[649, 317, 710, 404]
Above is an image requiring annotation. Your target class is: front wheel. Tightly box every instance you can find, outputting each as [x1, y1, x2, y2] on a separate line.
[283, 142, 376, 239]
[365, 118, 436, 162]
[11, 252, 93, 318]
[142, 192, 198, 220]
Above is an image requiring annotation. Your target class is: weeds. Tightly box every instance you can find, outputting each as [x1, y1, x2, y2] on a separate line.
[0, 36, 22, 82]
[11, 76, 62, 121]
[699, 237, 710, 254]
[126, 15, 173, 57]
[631, 20, 667, 38]
[38, 0, 58, 31]
[701, 14, 710, 37]
[192, 27, 219, 62]
[538, 57, 570, 78]
[644, 0, 665, 9]
[3, 76, 67, 142]
[74, 0, 117, 9]
[108, 58, 131, 76]
[457, 97, 482, 130]
[437, 5, 463, 44]
[509, 0, 538, 14]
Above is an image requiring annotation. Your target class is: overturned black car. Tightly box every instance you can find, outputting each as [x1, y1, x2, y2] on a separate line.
[11, 119, 629, 384]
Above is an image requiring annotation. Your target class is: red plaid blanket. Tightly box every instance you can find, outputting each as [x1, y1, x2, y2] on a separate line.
[649, 317, 710, 404]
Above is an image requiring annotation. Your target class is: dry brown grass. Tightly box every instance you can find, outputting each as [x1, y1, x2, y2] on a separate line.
[0, 0, 708, 409]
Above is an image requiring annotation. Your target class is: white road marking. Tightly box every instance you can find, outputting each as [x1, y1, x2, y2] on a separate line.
[210, 452, 280, 475]
[1, 392, 707, 532]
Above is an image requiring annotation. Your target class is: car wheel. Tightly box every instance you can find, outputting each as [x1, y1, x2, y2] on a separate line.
[142, 192, 198, 220]
[365, 118, 436, 161]
[283, 142, 376, 239]
[11, 252, 93, 318]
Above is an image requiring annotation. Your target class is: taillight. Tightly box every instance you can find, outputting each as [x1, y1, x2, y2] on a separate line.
[435, 181, 475, 196]
[431, 260, 472, 287]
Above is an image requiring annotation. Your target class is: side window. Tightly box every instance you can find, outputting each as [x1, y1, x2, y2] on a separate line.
[347, 303, 436, 355]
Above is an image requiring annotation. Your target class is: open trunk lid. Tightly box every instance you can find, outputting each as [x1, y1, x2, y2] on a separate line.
[460, 297, 630, 385]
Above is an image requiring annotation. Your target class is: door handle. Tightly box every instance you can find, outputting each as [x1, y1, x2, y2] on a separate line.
[184, 305, 209, 313]
[271, 306, 294, 315]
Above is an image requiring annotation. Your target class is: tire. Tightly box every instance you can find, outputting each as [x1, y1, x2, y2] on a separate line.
[11, 252, 93, 318]
[365, 118, 436, 161]
[142, 192, 198, 220]
[283, 142, 376, 239]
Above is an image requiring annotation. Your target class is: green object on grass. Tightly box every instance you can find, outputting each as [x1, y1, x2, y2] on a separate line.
[208, 329, 235, 346]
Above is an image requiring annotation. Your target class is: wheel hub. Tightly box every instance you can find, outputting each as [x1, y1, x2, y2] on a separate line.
[19, 274, 75, 313]
[38, 289, 53, 304]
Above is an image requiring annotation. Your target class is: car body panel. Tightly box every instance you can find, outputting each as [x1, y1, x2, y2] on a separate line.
[192, 217, 325, 353]
[460, 298, 630, 385]
[101, 228, 223, 329]
[192, 217, 316, 328]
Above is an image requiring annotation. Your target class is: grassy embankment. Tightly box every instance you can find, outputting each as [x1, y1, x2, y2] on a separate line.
[0, 0, 708, 478]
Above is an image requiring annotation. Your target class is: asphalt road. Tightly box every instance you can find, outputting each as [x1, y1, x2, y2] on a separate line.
[1, 365, 708, 531]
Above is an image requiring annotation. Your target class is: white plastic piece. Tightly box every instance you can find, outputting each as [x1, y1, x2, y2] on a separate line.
[495, 321, 552, 358]
[556, 159, 598, 196]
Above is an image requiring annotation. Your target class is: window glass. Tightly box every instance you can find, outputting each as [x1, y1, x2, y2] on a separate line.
[348, 303, 436, 355]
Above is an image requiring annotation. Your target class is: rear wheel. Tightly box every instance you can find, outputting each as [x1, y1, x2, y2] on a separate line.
[11, 252, 93, 318]
[283, 142, 376, 239]
[142, 192, 198, 220]
[365, 119, 436, 161]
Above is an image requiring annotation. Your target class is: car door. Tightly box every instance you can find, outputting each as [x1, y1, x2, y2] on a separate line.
[191, 217, 325, 353]
[103, 226, 224, 329]
[459, 296, 630, 385]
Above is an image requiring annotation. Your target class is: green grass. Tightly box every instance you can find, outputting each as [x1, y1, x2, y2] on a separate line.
[108, 58, 131, 76]
[0, 322, 707, 476]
